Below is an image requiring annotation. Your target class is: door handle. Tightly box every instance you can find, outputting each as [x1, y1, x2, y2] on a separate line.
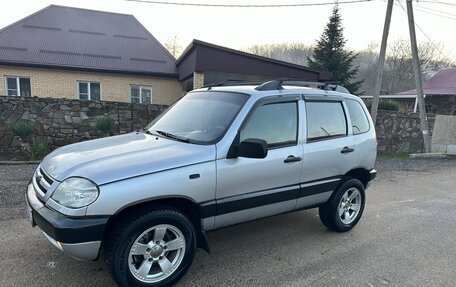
[284, 155, 302, 163]
[341, 146, 355, 154]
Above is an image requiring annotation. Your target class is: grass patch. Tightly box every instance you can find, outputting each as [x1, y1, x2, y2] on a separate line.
[28, 140, 49, 160]
[377, 152, 410, 159]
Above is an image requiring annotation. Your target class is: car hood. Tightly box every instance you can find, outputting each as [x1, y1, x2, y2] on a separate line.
[41, 132, 216, 185]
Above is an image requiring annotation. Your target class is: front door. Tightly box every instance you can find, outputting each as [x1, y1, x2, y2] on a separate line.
[215, 98, 303, 228]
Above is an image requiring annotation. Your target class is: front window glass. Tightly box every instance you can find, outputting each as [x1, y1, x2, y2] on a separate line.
[306, 101, 347, 141]
[147, 92, 248, 144]
[240, 102, 298, 148]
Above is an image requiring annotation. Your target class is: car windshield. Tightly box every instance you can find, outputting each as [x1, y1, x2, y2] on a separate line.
[146, 91, 249, 144]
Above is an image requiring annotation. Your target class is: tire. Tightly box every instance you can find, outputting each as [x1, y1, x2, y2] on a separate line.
[319, 178, 365, 232]
[105, 206, 197, 287]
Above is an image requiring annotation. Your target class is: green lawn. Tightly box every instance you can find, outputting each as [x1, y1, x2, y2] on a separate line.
[377, 152, 410, 159]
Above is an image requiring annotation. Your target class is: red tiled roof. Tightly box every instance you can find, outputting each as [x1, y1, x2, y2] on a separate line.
[399, 68, 456, 95]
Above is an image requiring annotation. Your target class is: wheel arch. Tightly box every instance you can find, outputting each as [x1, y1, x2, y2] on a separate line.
[103, 197, 210, 253]
[344, 168, 371, 188]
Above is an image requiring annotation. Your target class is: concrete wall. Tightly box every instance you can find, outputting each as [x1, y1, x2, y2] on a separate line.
[0, 65, 184, 105]
[431, 115, 456, 154]
[0, 96, 167, 160]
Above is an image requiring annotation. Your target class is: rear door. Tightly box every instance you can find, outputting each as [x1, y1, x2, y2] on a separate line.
[295, 97, 355, 209]
[345, 99, 377, 169]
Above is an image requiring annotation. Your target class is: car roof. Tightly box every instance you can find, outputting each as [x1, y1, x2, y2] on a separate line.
[192, 84, 361, 102]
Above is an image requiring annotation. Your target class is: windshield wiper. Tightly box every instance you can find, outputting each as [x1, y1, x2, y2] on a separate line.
[155, 130, 191, 143]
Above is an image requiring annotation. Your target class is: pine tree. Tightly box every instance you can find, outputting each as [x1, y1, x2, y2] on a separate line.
[308, 4, 363, 94]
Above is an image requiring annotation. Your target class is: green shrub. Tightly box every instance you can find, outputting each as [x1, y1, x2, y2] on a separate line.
[366, 100, 399, 112]
[378, 100, 400, 111]
[9, 120, 35, 140]
[28, 140, 49, 160]
[96, 116, 114, 134]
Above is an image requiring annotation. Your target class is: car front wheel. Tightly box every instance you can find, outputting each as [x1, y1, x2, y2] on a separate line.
[105, 206, 197, 287]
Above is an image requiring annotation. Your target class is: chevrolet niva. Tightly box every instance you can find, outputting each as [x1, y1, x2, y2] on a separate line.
[26, 80, 377, 287]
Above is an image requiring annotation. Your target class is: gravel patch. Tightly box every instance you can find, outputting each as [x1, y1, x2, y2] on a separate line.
[0, 164, 37, 220]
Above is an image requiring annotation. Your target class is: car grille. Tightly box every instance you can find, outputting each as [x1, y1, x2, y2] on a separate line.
[35, 167, 54, 195]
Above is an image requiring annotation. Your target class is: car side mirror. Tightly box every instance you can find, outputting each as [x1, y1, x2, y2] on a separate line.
[237, 138, 268, 159]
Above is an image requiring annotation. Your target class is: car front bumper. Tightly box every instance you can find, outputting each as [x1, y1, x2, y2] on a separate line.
[26, 182, 108, 261]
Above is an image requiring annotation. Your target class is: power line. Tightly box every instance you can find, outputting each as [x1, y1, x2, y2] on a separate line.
[396, 1, 454, 64]
[124, 0, 373, 8]
[418, 0, 456, 8]
[415, 3, 456, 18]
[413, 6, 456, 21]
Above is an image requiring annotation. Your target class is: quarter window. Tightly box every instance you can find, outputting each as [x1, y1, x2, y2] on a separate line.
[131, 85, 152, 104]
[306, 101, 347, 141]
[240, 102, 298, 148]
[77, 81, 100, 101]
[5, 76, 31, 96]
[346, 100, 369, 135]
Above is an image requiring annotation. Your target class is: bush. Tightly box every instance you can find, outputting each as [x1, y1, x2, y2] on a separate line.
[9, 120, 36, 141]
[96, 116, 114, 134]
[28, 140, 49, 160]
[378, 100, 400, 111]
[366, 100, 399, 112]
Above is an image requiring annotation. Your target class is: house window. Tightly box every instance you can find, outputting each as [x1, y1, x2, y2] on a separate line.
[130, 85, 152, 104]
[5, 76, 31, 96]
[77, 81, 101, 101]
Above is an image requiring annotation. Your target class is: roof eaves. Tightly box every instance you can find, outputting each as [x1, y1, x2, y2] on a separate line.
[0, 61, 179, 78]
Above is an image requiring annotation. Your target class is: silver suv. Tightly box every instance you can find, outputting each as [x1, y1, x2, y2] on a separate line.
[26, 80, 377, 287]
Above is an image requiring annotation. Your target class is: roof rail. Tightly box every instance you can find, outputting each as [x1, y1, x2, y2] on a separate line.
[255, 80, 350, 94]
[204, 80, 268, 90]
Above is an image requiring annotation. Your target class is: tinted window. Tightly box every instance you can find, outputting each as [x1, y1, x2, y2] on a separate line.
[240, 102, 298, 148]
[346, 100, 369, 135]
[306, 101, 347, 141]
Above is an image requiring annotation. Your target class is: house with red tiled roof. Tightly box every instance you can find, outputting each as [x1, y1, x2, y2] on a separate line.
[398, 68, 456, 115]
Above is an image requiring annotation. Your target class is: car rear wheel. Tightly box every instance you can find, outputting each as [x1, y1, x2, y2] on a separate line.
[105, 206, 196, 287]
[319, 178, 365, 232]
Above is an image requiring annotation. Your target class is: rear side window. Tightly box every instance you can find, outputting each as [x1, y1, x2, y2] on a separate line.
[306, 101, 347, 141]
[240, 102, 298, 148]
[346, 100, 370, 135]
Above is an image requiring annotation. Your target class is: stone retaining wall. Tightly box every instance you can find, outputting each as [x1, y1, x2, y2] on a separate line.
[376, 110, 435, 153]
[0, 96, 438, 160]
[0, 96, 167, 160]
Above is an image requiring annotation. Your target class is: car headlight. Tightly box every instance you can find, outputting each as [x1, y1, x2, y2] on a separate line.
[51, 177, 99, 209]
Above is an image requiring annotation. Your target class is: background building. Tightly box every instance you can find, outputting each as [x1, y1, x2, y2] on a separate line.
[0, 5, 330, 105]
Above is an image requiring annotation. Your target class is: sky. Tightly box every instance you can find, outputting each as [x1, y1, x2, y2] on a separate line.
[0, 0, 455, 59]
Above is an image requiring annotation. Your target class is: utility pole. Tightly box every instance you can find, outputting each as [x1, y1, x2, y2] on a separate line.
[406, 0, 431, 153]
[371, 0, 394, 126]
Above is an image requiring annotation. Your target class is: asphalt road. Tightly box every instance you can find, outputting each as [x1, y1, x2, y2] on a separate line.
[1, 158, 455, 286]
